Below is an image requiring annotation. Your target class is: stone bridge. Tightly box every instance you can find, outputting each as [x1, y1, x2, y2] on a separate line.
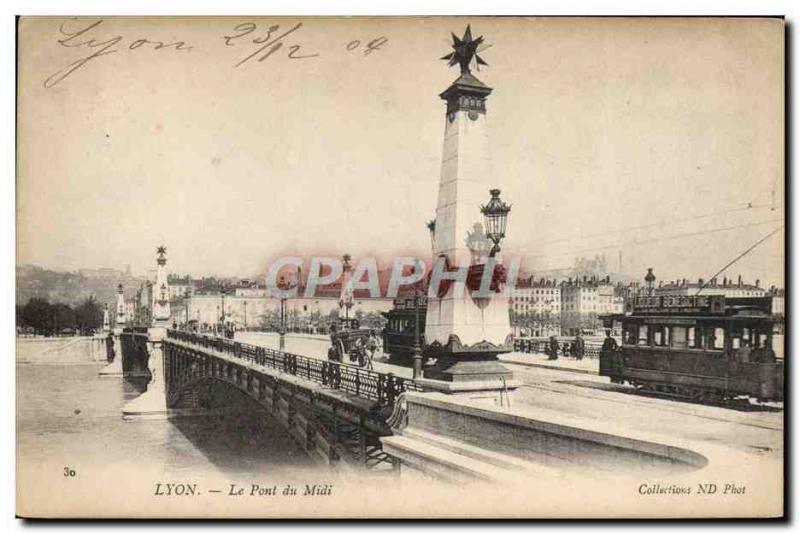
[162, 330, 419, 471]
[103, 327, 714, 482]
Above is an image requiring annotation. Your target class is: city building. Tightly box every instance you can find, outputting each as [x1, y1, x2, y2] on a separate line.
[654, 275, 767, 298]
[183, 292, 394, 333]
[509, 278, 561, 337]
[167, 274, 193, 300]
[560, 276, 622, 336]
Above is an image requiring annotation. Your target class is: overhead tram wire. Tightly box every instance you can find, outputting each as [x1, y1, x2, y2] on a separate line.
[524, 218, 785, 263]
[693, 225, 784, 296]
[526, 201, 774, 248]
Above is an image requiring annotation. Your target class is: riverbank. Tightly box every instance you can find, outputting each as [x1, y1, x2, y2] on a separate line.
[16, 335, 108, 364]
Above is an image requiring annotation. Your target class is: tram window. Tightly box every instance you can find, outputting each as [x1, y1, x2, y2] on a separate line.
[741, 328, 752, 347]
[713, 328, 725, 350]
[653, 326, 666, 346]
[671, 327, 688, 349]
[623, 326, 634, 344]
[688, 327, 696, 348]
[637, 325, 649, 346]
[732, 337, 741, 349]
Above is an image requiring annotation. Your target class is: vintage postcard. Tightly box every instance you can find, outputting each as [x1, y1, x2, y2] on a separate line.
[16, 16, 785, 519]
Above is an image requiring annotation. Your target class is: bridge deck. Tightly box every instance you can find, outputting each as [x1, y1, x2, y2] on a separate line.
[165, 330, 421, 410]
[166, 338, 379, 413]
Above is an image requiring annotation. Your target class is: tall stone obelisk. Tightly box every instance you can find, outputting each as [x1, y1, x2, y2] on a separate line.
[423, 26, 515, 387]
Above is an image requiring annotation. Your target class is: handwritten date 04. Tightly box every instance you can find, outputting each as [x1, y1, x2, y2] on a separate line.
[223, 22, 388, 67]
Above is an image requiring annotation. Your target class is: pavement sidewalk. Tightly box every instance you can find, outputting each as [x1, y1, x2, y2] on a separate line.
[500, 351, 599, 375]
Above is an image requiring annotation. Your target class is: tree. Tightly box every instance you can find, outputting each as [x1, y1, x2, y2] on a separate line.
[74, 297, 103, 333]
[21, 298, 52, 335]
[52, 303, 76, 333]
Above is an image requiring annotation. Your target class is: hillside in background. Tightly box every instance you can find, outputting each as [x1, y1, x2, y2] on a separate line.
[16, 264, 145, 308]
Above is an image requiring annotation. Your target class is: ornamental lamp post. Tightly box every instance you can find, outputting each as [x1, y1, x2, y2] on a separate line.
[184, 288, 190, 327]
[339, 254, 354, 322]
[218, 285, 225, 324]
[480, 188, 511, 258]
[276, 274, 297, 351]
[412, 285, 424, 379]
[645, 268, 656, 297]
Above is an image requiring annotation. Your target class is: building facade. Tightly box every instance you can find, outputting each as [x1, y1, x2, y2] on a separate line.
[509, 279, 561, 337]
[560, 277, 624, 336]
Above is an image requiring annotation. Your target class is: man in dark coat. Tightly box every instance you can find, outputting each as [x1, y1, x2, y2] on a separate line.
[548, 335, 559, 360]
[575, 334, 585, 360]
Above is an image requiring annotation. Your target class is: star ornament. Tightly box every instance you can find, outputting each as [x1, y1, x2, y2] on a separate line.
[440, 25, 489, 74]
[157, 245, 167, 256]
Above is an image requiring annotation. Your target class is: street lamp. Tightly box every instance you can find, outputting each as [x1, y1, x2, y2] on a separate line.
[339, 254, 354, 322]
[243, 300, 247, 330]
[220, 284, 226, 326]
[412, 285, 424, 379]
[645, 268, 656, 297]
[184, 288, 190, 327]
[480, 188, 511, 257]
[276, 275, 297, 351]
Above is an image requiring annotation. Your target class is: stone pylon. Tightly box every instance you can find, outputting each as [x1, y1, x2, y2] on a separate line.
[422, 26, 516, 390]
[100, 287, 126, 376]
[115, 283, 126, 326]
[152, 246, 170, 325]
[121, 327, 168, 419]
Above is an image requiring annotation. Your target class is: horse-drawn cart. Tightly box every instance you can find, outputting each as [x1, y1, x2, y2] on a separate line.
[327, 319, 380, 369]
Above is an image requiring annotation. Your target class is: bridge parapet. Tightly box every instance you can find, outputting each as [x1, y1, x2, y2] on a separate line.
[163, 329, 420, 471]
[166, 330, 421, 409]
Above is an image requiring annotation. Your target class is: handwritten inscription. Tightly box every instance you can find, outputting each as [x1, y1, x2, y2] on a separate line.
[43, 19, 389, 89]
[223, 22, 319, 66]
[44, 19, 193, 89]
[222, 21, 388, 67]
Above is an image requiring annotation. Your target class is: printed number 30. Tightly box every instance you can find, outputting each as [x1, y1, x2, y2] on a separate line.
[63, 467, 76, 477]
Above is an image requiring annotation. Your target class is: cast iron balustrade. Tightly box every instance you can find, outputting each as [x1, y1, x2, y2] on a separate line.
[166, 329, 420, 407]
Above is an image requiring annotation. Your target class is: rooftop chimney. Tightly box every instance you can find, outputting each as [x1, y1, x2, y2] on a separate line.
[738, 275, 742, 287]
[756, 279, 760, 288]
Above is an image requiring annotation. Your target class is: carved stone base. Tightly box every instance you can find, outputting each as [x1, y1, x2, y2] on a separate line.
[98, 329, 124, 376]
[423, 355, 514, 382]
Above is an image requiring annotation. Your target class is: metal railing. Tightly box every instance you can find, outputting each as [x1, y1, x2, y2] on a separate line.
[513, 337, 601, 358]
[166, 329, 421, 407]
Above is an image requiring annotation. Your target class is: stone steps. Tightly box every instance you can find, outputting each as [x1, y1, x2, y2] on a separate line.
[401, 427, 554, 475]
[381, 430, 549, 483]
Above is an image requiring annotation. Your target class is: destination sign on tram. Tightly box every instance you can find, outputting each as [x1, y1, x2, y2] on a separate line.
[628, 295, 725, 315]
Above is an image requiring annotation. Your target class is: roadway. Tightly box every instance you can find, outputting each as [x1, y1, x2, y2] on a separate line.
[505, 360, 783, 462]
[235, 333, 783, 463]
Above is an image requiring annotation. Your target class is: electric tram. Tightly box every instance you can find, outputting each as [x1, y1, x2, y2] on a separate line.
[381, 295, 428, 366]
[599, 294, 783, 403]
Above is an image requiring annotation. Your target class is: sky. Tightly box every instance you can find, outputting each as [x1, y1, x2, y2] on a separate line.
[17, 16, 785, 288]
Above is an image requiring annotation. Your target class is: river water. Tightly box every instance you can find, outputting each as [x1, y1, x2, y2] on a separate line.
[16, 334, 336, 487]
